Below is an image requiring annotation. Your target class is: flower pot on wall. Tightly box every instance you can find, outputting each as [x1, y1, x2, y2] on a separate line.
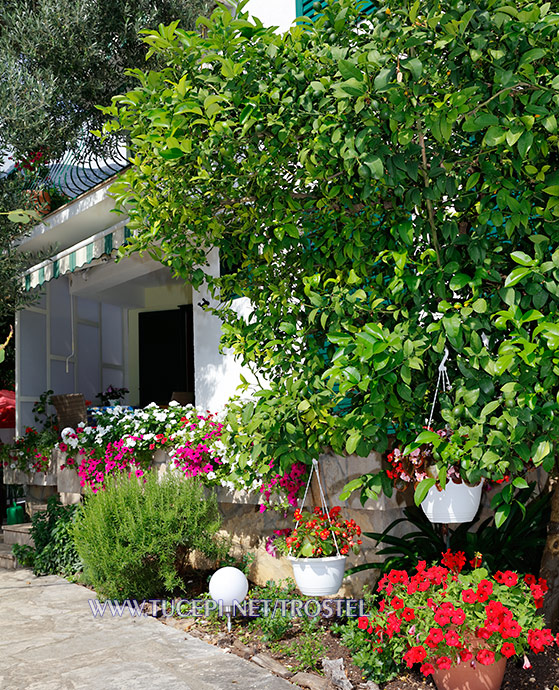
[421, 479, 484, 524]
[24, 189, 51, 216]
[288, 555, 346, 596]
[432, 655, 506, 690]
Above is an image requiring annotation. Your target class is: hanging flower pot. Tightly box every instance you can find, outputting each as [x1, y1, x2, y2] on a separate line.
[432, 653, 506, 690]
[288, 554, 347, 596]
[421, 478, 484, 524]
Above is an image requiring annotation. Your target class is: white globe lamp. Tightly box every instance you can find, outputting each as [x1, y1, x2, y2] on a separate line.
[209, 566, 249, 631]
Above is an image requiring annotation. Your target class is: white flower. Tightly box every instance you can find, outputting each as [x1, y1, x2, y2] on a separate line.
[10, 462, 16, 469]
[169, 400, 179, 407]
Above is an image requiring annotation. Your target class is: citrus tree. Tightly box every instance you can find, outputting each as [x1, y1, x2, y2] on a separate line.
[103, 0, 559, 622]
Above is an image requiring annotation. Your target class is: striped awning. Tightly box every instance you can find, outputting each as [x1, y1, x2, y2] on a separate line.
[23, 222, 132, 291]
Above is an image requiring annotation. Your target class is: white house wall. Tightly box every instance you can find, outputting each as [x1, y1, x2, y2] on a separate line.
[245, 0, 296, 33]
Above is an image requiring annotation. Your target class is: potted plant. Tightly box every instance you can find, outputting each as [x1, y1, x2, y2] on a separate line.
[96, 384, 129, 407]
[387, 427, 486, 523]
[356, 550, 556, 690]
[275, 506, 362, 596]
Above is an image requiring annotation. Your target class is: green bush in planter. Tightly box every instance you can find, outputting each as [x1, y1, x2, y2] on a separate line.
[73, 470, 227, 600]
[12, 496, 82, 577]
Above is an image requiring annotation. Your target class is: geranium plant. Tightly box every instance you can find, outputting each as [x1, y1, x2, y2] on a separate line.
[276, 506, 363, 558]
[354, 551, 556, 682]
[0, 389, 59, 473]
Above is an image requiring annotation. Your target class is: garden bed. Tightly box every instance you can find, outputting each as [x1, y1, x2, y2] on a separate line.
[157, 574, 559, 690]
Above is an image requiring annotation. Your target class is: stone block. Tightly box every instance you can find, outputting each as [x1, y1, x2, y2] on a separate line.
[57, 467, 82, 494]
[2, 524, 34, 547]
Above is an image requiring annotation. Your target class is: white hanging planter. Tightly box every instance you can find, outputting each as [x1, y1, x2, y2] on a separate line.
[288, 555, 347, 596]
[421, 479, 484, 524]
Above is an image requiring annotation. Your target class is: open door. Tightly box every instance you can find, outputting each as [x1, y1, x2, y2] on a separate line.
[138, 305, 194, 407]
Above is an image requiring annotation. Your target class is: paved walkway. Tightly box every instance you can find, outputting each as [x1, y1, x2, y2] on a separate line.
[0, 569, 295, 690]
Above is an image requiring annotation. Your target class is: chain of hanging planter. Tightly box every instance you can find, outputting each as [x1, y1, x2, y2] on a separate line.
[289, 458, 341, 558]
[419, 346, 485, 526]
[285, 458, 350, 596]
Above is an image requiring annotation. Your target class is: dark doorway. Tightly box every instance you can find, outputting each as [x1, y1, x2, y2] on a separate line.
[138, 306, 194, 407]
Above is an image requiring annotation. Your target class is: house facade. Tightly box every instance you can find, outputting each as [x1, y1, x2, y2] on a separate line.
[14, 2, 298, 434]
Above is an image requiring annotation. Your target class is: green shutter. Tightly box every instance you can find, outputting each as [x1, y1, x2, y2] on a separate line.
[297, 0, 375, 19]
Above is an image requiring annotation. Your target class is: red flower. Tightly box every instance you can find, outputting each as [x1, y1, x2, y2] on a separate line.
[425, 628, 444, 648]
[434, 610, 451, 626]
[357, 616, 369, 630]
[401, 607, 415, 622]
[462, 589, 477, 604]
[420, 662, 435, 677]
[451, 608, 466, 625]
[501, 571, 518, 587]
[460, 649, 473, 662]
[477, 579, 493, 602]
[436, 656, 452, 670]
[403, 646, 427, 668]
[391, 596, 404, 610]
[445, 630, 461, 647]
[500, 620, 522, 639]
[501, 642, 516, 658]
[441, 549, 466, 574]
[524, 574, 537, 586]
[476, 649, 495, 666]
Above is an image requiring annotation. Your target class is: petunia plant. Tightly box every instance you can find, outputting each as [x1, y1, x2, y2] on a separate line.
[353, 550, 556, 683]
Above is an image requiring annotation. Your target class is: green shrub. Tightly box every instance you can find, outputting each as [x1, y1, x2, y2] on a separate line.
[73, 470, 227, 600]
[12, 496, 82, 577]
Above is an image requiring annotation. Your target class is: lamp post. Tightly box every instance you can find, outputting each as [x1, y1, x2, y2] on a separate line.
[209, 566, 249, 632]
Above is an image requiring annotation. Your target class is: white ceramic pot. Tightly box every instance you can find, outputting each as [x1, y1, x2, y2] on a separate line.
[288, 555, 347, 596]
[421, 479, 484, 524]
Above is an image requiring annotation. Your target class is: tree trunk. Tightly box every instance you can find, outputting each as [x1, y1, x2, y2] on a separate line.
[540, 475, 559, 629]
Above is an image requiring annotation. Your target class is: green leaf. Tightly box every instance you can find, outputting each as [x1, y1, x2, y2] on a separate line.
[504, 266, 531, 287]
[414, 430, 441, 445]
[450, 273, 470, 291]
[160, 148, 185, 160]
[543, 186, 559, 196]
[364, 155, 384, 179]
[404, 57, 423, 80]
[472, 298, 487, 313]
[346, 431, 361, 455]
[532, 440, 551, 464]
[510, 251, 535, 266]
[495, 504, 511, 528]
[338, 59, 364, 82]
[414, 477, 436, 506]
[340, 477, 363, 500]
[373, 68, 392, 91]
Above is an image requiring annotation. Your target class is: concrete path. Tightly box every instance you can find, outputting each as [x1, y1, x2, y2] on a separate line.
[0, 569, 296, 690]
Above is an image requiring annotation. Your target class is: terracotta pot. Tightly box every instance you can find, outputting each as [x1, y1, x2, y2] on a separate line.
[432, 655, 506, 690]
[24, 189, 51, 216]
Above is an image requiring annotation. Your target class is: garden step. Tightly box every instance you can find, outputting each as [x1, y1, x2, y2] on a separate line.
[0, 541, 19, 569]
[2, 524, 34, 547]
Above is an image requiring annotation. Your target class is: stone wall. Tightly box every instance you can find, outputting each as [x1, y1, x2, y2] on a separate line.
[4, 447, 415, 595]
